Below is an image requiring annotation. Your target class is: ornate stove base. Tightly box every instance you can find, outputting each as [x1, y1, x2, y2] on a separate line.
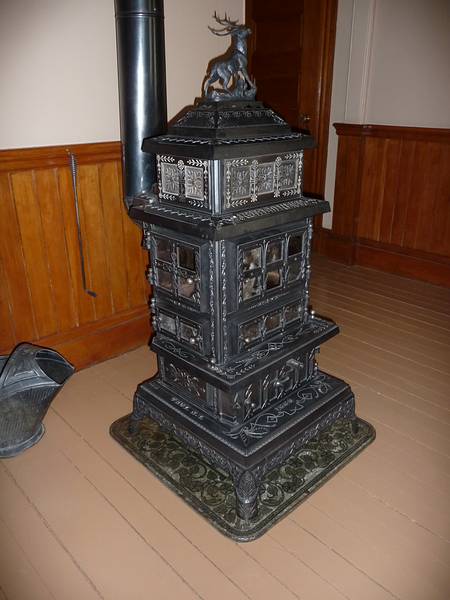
[111, 413, 374, 541]
[110, 370, 375, 541]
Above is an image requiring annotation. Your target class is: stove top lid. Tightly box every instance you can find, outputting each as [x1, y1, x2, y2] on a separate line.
[142, 100, 315, 159]
[166, 99, 293, 140]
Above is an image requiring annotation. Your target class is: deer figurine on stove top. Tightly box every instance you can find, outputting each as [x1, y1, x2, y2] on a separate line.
[203, 12, 256, 101]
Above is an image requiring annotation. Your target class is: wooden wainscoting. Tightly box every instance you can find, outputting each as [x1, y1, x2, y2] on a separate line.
[318, 124, 450, 287]
[0, 142, 151, 369]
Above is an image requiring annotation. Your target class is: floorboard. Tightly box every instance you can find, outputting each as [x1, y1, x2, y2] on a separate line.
[1, 258, 449, 599]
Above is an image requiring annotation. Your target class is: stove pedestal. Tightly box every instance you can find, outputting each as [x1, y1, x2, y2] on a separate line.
[111, 370, 375, 540]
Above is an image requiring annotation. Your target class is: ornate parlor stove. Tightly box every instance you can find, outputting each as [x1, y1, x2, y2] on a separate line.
[111, 4, 374, 541]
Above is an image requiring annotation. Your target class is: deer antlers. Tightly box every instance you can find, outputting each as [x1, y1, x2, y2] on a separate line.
[208, 11, 240, 36]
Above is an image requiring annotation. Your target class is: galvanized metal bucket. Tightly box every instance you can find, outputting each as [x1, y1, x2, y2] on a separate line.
[0, 343, 75, 458]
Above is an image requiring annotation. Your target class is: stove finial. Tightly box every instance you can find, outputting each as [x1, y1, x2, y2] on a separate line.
[202, 12, 257, 101]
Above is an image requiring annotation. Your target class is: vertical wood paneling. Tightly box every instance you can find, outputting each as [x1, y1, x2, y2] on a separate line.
[98, 162, 129, 314]
[390, 140, 416, 247]
[78, 164, 114, 321]
[402, 141, 429, 250]
[0, 142, 151, 367]
[0, 173, 37, 344]
[323, 124, 450, 287]
[0, 257, 16, 352]
[58, 166, 96, 327]
[35, 168, 78, 333]
[332, 136, 363, 238]
[10, 171, 58, 338]
[431, 145, 450, 256]
[357, 138, 388, 241]
[415, 143, 443, 254]
[122, 209, 148, 308]
[379, 138, 402, 244]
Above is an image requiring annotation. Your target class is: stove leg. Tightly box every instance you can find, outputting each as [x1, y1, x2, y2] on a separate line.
[128, 413, 141, 434]
[129, 394, 145, 434]
[235, 470, 259, 521]
[351, 418, 360, 435]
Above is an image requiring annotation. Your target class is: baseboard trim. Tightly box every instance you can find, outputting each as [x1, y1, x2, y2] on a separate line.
[32, 306, 151, 370]
[317, 228, 354, 264]
[316, 228, 450, 287]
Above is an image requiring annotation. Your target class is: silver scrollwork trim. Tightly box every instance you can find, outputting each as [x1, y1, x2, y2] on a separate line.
[220, 240, 228, 359]
[208, 241, 216, 362]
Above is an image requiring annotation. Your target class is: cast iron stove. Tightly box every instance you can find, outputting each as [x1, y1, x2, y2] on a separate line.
[111, 9, 374, 541]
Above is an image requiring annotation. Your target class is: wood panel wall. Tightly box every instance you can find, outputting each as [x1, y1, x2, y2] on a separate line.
[0, 142, 151, 369]
[319, 124, 450, 287]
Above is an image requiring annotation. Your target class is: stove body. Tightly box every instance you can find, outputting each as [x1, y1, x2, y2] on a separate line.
[127, 101, 357, 521]
[112, 3, 373, 537]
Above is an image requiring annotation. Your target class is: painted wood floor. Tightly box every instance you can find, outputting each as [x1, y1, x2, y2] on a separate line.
[1, 257, 449, 600]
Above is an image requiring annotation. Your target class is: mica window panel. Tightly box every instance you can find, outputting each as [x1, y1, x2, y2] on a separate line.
[180, 328, 201, 352]
[265, 312, 281, 333]
[242, 320, 261, 344]
[156, 238, 172, 263]
[287, 258, 301, 283]
[178, 275, 197, 300]
[242, 274, 262, 301]
[157, 269, 173, 292]
[288, 234, 303, 256]
[285, 302, 301, 323]
[242, 246, 261, 271]
[266, 240, 282, 264]
[178, 245, 196, 271]
[180, 320, 199, 343]
[159, 312, 176, 335]
[266, 268, 282, 291]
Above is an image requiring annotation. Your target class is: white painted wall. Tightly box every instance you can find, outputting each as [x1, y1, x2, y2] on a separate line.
[0, 0, 244, 150]
[323, 0, 450, 228]
[366, 0, 450, 127]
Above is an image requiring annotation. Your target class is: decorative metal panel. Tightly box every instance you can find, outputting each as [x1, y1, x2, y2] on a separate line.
[157, 155, 210, 209]
[184, 165, 204, 200]
[256, 162, 275, 195]
[160, 161, 180, 195]
[163, 362, 206, 401]
[224, 152, 303, 210]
